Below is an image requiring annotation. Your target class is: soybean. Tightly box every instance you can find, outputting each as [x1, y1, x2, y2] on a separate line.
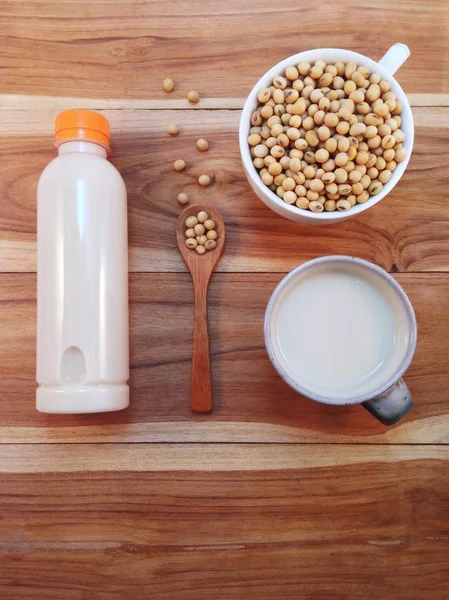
[184, 212, 218, 254]
[250, 59, 405, 213]
[163, 78, 175, 92]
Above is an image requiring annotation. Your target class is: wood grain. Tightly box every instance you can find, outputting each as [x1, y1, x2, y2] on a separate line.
[1, 0, 449, 99]
[2, 92, 448, 110]
[0, 444, 447, 600]
[1, 272, 448, 443]
[1, 107, 449, 273]
[1, 443, 447, 472]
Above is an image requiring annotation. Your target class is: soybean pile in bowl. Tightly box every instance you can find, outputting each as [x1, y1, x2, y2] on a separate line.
[239, 48, 414, 224]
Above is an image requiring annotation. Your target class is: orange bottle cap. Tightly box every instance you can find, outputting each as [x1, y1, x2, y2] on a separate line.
[55, 109, 110, 149]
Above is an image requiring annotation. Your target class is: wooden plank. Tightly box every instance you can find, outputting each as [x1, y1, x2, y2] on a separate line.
[2, 93, 448, 110]
[1, 107, 449, 274]
[1, 272, 448, 444]
[0, 444, 447, 600]
[1, 0, 448, 99]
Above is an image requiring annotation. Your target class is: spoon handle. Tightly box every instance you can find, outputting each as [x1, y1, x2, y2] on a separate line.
[191, 278, 213, 413]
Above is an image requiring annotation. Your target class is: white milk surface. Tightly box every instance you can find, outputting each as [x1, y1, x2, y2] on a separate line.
[273, 269, 399, 400]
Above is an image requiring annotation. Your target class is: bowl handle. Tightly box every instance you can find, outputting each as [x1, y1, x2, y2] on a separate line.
[378, 43, 410, 76]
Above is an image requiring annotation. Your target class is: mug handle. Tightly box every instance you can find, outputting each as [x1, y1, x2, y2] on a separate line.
[362, 378, 413, 426]
[378, 43, 410, 76]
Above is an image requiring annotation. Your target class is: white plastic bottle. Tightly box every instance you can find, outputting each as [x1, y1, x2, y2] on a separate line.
[36, 109, 129, 413]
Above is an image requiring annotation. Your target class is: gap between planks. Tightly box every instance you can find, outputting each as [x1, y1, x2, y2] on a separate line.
[0, 443, 446, 473]
[1, 94, 449, 111]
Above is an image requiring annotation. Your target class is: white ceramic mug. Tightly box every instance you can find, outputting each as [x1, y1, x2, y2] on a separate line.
[239, 44, 414, 225]
[264, 257, 417, 425]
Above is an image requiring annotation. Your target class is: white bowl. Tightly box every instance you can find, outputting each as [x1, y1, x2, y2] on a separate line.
[239, 44, 414, 225]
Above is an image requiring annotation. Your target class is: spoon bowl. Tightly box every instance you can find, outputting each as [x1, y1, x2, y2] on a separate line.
[176, 205, 225, 412]
[177, 205, 225, 273]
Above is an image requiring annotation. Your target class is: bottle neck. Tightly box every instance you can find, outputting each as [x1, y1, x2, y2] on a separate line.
[57, 140, 108, 158]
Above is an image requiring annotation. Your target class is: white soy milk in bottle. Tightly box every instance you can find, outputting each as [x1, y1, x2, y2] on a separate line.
[36, 110, 129, 413]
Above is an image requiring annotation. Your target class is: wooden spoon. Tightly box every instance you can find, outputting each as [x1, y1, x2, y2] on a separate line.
[176, 205, 225, 413]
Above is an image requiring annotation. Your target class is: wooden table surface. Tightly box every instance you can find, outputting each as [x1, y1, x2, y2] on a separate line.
[1, 1, 448, 598]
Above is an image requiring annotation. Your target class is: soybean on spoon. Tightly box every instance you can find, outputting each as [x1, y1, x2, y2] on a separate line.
[176, 205, 225, 413]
